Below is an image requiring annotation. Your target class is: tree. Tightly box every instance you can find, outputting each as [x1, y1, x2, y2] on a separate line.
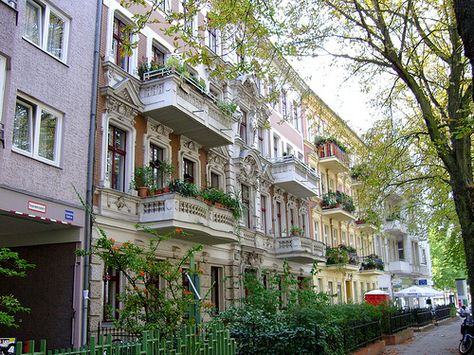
[0, 248, 34, 327]
[78, 225, 203, 336]
[284, 0, 474, 303]
[453, 0, 474, 100]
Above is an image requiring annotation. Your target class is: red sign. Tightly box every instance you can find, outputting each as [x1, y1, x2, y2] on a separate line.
[27, 201, 47, 214]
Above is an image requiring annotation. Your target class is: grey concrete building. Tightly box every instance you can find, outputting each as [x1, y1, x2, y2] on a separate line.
[0, 0, 97, 348]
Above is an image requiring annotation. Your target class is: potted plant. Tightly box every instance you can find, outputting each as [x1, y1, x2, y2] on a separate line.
[216, 100, 238, 117]
[289, 225, 303, 236]
[131, 166, 152, 198]
[167, 179, 199, 197]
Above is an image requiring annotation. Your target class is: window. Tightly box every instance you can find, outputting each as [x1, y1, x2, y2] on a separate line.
[183, 158, 195, 184]
[273, 134, 279, 158]
[398, 240, 405, 260]
[280, 91, 287, 117]
[332, 227, 338, 247]
[328, 281, 334, 304]
[152, 44, 165, 66]
[313, 221, 320, 241]
[210, 266, 223, 313]
[149, 143, 165, 189]
[207, 18, 218, 53]
[258, 127, 264, 153]
[107, 125, 127, 191]
[210, 172, 220, 188]
[239, 110, 248, 144]
[324, 224, 329, 245]
[24, 0, 69, 61]
[292, 101, 299, 130]
[157, 0, 170, 12]
[276, 201, 282, 237]
[337, 283, 342, 304]
[13, 98, 62, 165]
[241, 184, 250, 228]
[113, 16, 130, 71]
[183, 0, 195, 34]
[260, 194, 267, 234]
[103, 267, 120, 321]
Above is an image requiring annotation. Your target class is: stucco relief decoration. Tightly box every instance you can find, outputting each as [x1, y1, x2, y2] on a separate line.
[287, 195, 297, 210]
[148, 122, 173, 142]
[180, 136, 200, 159]
[238, 155, 260, 187]
[299, 203, 308, 216]
[105, 97, 138, 126]
[143, 83, 164, 98]
[273, 188, 284, 203]
[244, 251, 262, 268]
[107, 194, 132, 213]
[208, 151, 227, 170]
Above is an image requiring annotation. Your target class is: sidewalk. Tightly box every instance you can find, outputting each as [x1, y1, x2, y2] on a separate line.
[381, 318, 461, 355]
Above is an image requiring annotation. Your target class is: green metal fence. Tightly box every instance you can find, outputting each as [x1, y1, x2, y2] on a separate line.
[13, 324, 236, 355]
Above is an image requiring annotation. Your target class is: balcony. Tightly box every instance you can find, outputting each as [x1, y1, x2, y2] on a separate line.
[317, 142, 350, 173]
[271, 155, 320, 198]
[386, 260, 411, 274]
[139, 192, 237, 244]
[359, 255, 385, 275]
[321, 191, 355, 222]
[325, 245, 360, 270]
[140, 68, 235, 148]
[383, 219, 408, 236]
[354, 220, 378, 233]
[275, 236, 325, 264]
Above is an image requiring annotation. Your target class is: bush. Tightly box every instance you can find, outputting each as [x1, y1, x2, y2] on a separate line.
[209, 266, 384, 355]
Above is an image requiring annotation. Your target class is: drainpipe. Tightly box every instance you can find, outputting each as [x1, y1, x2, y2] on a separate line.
[82, 0, 103, 346]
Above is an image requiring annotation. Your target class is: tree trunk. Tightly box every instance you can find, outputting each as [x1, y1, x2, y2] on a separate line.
[453, 0, 474, 100]
[450, 169, 474, 307]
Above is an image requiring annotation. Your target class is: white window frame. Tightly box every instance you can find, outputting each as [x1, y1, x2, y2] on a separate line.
[12, 96, 62, 166]
[23, 0, 70, 62]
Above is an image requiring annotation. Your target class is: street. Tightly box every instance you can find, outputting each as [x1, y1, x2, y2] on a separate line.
[382, 318, 462, 355]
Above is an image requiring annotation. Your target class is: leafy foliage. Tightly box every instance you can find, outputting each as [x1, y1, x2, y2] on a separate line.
[78, 226, 203, 337]
[211, 266, 384, 355]
[0, 248, 34, 327]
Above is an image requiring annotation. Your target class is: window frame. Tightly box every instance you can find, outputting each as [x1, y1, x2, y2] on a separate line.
[0, 55, 6, 124]
[241, 184, 251, 228]
[182, 157, 196, 184]
[107, 125, 127, 192]
[12, 96, 62, 166]
[239, 110, 248, 144]
[23, 0, 70, 62]
[112, 16, 131, 72]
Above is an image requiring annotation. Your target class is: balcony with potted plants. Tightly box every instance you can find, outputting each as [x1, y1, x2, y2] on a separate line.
[271, 154, 320, 199]
[320, 191, 356, 221]
[354, 211, 379, 233]
[138, 57, 237, 148]
[325, 244, 360, 271]
[138, 181, 241, 245]
[359, 254, 385, 275]
[275, 226, 326, 263]
[315, 136, 350, 174]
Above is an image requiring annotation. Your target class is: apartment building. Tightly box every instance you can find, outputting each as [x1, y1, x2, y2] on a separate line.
[301, 94, 382, 304]
[377, 194, 433, 303]
[88, 0, 328, 330]
[0, 0, 97, 348]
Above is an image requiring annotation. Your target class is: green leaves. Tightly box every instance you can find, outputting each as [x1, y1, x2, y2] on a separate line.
[0, 248, 34, 327]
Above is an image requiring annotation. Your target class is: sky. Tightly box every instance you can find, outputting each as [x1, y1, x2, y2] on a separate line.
[291, 56, 380, 135]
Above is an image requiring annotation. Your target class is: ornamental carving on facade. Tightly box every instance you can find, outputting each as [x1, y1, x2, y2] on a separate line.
[244, 251, 262, 268]
[105, 96, 138, 126]
[148, 121, 173, 142]
[180, 135, 201, 158]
